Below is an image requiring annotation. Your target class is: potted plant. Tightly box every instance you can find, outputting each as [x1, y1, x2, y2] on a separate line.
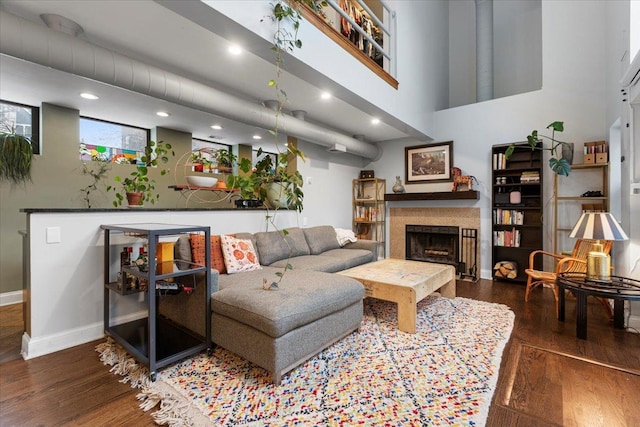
[189, 149, 212, 173]
[505, 121, 572, 176]
[0, 128, 34, 184]
[213, 148, 235, 174]
[107, 140, 174, 207]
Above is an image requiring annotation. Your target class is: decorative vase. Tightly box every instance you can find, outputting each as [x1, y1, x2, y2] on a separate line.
[561, 142, 574, 164]
[126, 192, 143, 207]
[392, 176, 405, 193]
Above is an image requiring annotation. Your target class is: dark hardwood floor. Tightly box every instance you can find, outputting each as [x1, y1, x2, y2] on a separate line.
[1, 279, 639, 426]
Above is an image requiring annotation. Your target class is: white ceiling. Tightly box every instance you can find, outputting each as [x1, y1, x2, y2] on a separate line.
[0, 0, 415, 151]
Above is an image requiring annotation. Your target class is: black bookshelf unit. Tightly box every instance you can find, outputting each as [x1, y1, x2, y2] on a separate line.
[491, 142, 543, 283]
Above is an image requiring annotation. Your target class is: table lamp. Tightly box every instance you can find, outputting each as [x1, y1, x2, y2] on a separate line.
[569, 212, 628, 280]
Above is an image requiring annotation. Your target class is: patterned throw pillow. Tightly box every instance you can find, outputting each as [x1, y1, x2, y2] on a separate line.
[189, 234, 227, 274]
[220, 235, 262, 274]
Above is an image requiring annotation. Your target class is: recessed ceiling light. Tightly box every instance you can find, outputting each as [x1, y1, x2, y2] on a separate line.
[211, 125, 223, 130]
[252, 135, 262, 140]
[156, 111, 170, 117]
[228, 45, 242, 55]
[80, 92, 98, 100]
[320, 92, 331, 100]
[371, 118, 380, 125]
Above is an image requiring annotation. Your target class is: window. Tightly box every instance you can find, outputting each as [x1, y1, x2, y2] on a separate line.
[192, 139, 230, 154]
[0, 100, 40, 154]
[79, 117, 149, 163]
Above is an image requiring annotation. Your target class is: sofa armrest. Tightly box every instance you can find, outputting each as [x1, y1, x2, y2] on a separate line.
[343, 239, 378, 255]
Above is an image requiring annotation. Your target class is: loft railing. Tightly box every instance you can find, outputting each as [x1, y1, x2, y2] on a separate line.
[297, 0, 397, 88]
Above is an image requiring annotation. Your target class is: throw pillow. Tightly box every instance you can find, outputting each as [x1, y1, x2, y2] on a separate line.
[189, 234, 227, 274]
[220, 235, 262, 274]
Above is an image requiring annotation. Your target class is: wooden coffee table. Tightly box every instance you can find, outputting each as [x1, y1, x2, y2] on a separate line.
[338, 258, 456, 333]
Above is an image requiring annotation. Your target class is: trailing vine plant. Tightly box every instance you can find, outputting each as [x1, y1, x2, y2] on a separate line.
[257, 0, 326, 290]
[79, 161, 110, 208]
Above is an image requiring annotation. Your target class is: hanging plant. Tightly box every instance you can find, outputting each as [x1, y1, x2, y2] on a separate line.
[0, 129, 34, 184]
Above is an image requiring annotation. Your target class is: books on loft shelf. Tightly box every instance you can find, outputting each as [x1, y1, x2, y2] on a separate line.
[520, 171, 540, 183]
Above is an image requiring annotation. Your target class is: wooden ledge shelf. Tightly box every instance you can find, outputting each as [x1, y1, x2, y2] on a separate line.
[384, 191, 479, 201]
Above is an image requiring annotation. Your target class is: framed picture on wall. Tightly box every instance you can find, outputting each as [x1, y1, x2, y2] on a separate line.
[405, 141, 454, 183]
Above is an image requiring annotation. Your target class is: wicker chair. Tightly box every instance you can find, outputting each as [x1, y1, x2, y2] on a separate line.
[524, 239, 612, 316]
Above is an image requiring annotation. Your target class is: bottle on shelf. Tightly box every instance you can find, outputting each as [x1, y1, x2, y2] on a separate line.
[135, 246, 149, 291]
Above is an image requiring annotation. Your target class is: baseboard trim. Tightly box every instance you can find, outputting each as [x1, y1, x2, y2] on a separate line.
[21, 310, 147, 359]
[0, 290, 23, 306]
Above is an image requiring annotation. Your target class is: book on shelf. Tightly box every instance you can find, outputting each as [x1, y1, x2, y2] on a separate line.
[493, 228, 521, 247]
[520, 171, 540, 183]
[493, 153, 507, 170]
[355, 206, 379, 221]
[493, 208, 524, 225]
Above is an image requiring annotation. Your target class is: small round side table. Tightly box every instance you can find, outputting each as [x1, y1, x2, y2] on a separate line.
[556, 273, 640, 340]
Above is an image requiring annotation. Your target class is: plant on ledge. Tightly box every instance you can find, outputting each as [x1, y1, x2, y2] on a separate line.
[107, 140, 174, 207]
[227, 147, 304, 211]
[505, 121, 572, 176]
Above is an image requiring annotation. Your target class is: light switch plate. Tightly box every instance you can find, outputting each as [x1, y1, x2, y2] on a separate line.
[46, 227, 61, 243]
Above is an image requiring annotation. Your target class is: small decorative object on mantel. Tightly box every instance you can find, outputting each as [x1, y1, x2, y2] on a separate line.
[359, 170, 375, 179]
[451, 167, 477, 192]
[392, 176, 405, 193]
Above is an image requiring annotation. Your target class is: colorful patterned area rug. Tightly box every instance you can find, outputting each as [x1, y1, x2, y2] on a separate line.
[96, 296, 514, 426]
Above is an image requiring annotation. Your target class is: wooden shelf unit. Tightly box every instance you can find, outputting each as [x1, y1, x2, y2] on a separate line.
[553, 163, 609, 254]
[352, 178, 385, 259]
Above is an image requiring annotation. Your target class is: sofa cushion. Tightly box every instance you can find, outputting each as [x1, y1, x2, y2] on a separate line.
[254, 227, 311, 266]
[220, 235, 262, 274]
[211, 269, 364, 338]
[174, 235, 193, 270]
[321, 248, 376, 269]
[189, 234, 227, 274]
[303, 225, 341, 255]
[269, 255, 346, 273]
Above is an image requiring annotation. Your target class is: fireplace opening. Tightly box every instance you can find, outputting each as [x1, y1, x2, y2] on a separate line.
[406, 225, 459, 268]
[404, 224, 478, 281]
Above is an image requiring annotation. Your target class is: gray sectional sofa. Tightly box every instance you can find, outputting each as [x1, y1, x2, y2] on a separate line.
[159, 225, 377, 383]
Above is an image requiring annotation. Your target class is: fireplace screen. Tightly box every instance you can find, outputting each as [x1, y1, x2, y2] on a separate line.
[405, 225, 478, 281]
[406, 225, 459, 267]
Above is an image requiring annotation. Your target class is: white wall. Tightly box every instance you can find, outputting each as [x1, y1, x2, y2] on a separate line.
[449, 0, 542, 108]
[371, 0, 611, 281]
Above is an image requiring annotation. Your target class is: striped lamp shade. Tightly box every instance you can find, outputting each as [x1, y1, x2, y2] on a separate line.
[569, 212, 628, 241]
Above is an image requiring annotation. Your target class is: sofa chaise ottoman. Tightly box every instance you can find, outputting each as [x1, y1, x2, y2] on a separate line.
[159, 226, 376, 383]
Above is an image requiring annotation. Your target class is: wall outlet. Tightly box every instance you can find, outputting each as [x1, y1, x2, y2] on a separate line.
[46, 227, 61, 243]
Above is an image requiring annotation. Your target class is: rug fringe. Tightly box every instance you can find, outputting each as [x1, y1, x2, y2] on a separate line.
[95, 338, 197, 427]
